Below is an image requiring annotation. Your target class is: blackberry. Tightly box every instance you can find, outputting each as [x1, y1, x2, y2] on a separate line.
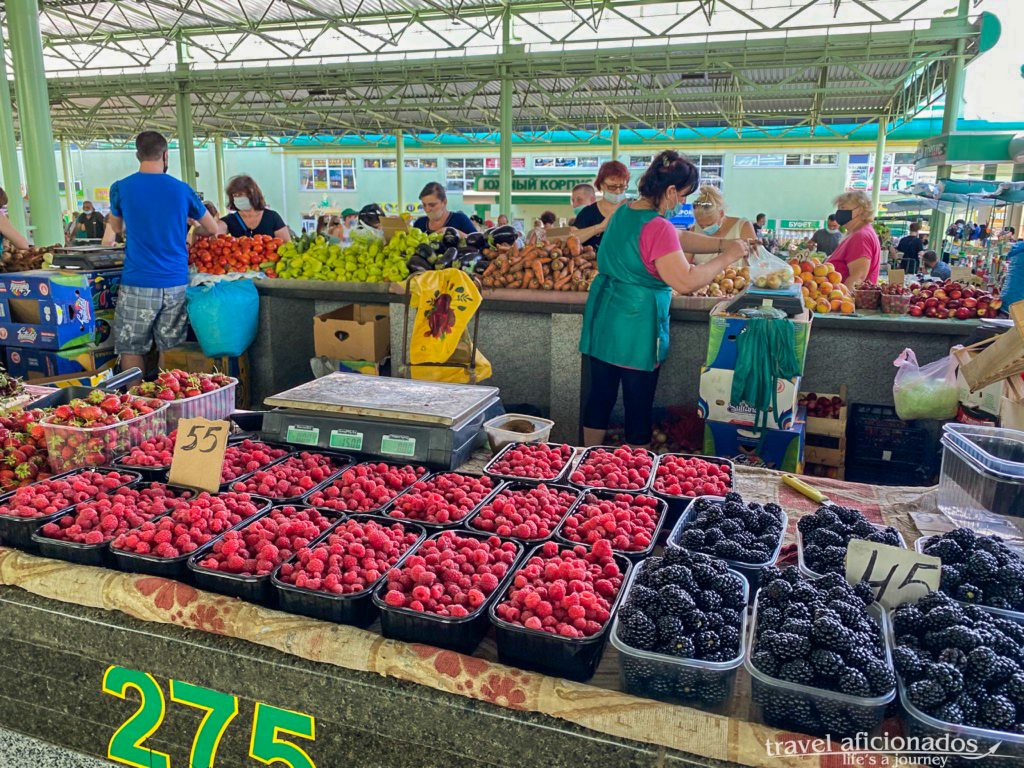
[659, 633, 695, 659]
[778, 660, 814, 685]
[838, 668, 871, 697]
[947, 527, 976, 550]
[815, 572, 848, 591]
[939, 648, 968, 668]
[836, 506, 863, 525]
[763, 579, 792, 602]
[691, 564, 718, 587]
[809, 528, 844, 548]
[1005, 673, 1024, 706]
[656, 614, 684, 639]
[662, 547, 690, 566]
[812, 617, 851, 652]
[629, 585, 660, 613]
[704, 612, 724, 631]
[619, 611, 658, 650]
[966, 647, 1000, 682]
[925, 538, 965, 563]
[696, 589, 722, 612]
[893, 605, 924, 636]
[723, 491, 742, 505]
[658, 584, 696, 615]
[893, 646, 925, 678]
[658, 564, 695, 591]
[703, 528, 723, 546]
[810, 649, 844, 678]
[751, 649, 780, 676]
[718, 519, 741, 536]
[978, 695, 1017, 731]
[926, 662, 964, 695]
[990, 656, 1021, 684]
[999, 563, 1024, 587]
[922, 604, 962, 632]
[966, 550, 1000, 580]
[843, 646, 877, 670]
[832, 601, 867, 629]
[936, 703, 964, 724]
[720, 608, 742, 628]
[908, 679, 947, 712]
[945, 624, 982, 651]
[863, 659, 896, 695]
[784, 603, 812, 622]
[718, 625, 740, 655]
[957, 694, 979, 723]
[955, 583, 984, 603]
[940, 565, 964, 592]
[780, 619, 813, 637]
[696, 631, 720, 656]
[760, 566, 784, 584]
[677, 529, 706, 549]
[680, 609, 709, 633]
[762, 631, 810, 661]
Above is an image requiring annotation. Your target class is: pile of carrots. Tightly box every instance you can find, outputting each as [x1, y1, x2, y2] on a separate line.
[481, 236, 597, 291]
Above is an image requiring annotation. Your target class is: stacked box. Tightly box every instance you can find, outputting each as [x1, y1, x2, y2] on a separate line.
[802, 386, 848, 480]
[313, 305, 390, 376]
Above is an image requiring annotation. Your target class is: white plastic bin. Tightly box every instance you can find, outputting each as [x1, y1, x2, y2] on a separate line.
[482, 414, 554, 454]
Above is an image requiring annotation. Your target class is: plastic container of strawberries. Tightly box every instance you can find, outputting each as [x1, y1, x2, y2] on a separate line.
[798, 526, 908, 580]
[301, 460, 433, 516]
[666, 496, 787, 600]
[108, 494, 272, 579]
[610, 561, 749, 712]
[160, 378, 238, 430]
[372, 530, 525, 654]
[481, 442, 576, 486]
[0, 467, 142, 551]
[463, 480, 583, 546]
[30, 482, 194, 567]
[187, 503, 345, 605]
[649, 453, 735, 531]
[270, 514, 427, 627]
[378, 472, 495, 531]
[224, 449, 354, 504]
[566, 445, 657, 495]
[488, 542, 633, 682]
[553, 488, 669, 563]
[40, 400, 169, 474]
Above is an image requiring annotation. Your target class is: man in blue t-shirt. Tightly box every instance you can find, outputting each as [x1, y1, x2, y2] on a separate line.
[412, 182, 476, 235]
[103, 131, 218, 373]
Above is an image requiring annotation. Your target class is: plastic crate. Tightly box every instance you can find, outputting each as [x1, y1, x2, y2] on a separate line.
[373, 530, 525, 654]
[0, 467, 142, 551]
[848, 403, 928, 466]
[650, 453, 734, 531]
[938, 426, 1024, 521]
[160, 378, 238, 430]
[554, 489, 668, 563]
[463, 481, 582, 545]
[270, 515, 426, 627]
[489, 543, 632, 682]
[610, 562, 748, 712]
[797, 526, 907, 580]
[40, 401, 169, 474]
[566, 446, 656, 494]
[913, 535, 1024, 622]
[222, 449, 354, 504]
[301, 460, 433, 515]
[482, 441, 575, 485]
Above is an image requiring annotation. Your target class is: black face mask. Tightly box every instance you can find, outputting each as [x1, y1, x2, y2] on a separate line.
[834, 209, 854, 226]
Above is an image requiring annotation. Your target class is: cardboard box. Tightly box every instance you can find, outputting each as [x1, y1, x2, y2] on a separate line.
[161, 342, 251, 409]
[313, 305, 390, 362]
[705, 307, 811, 372]
[1001, 376, 1024, 430]
[703, 417, 805, 473]
[26, 359, 119, 388]
[5, 343, 116, 381]
[48, 267, 121, 311]
[957, 369, 1004, 417]
[698, 366, 801, 430]
[0, 270, 100, 350]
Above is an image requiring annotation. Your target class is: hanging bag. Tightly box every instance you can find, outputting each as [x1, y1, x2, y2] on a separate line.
[185, 279, 259, 357]
[892, 347, 959, 420]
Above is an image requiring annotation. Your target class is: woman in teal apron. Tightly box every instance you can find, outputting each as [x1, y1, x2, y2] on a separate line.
[579, 151, 750, 447]
[0, 187, 29, 251]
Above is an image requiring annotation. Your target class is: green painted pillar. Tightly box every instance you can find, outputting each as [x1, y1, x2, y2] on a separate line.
[498, 11, 513, 217]
[982, 164, 998, 181]
[0, 35, 26, 234]
[931, 0, 970, 239]
[214, 134, 226, 213]
[60, 139, 75, 217]
[175, 35, 196, 189]
[611, 124, 620, 162]
[395, 131, 405, 212]
[871, 120, 887, 214]
[6, 0, 63, 246]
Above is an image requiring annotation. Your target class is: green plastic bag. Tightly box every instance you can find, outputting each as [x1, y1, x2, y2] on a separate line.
[892, 348, 959, 420]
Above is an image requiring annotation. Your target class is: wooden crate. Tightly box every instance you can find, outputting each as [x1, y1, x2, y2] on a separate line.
[805, 437, 847, 468]
[801, 384, 848, 439]
[805, 462, 845, 480]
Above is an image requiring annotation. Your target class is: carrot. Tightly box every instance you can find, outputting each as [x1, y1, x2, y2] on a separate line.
[532, 259, 545, 284]
[554, 274, 572, 290]
[566, 235, 582, 257]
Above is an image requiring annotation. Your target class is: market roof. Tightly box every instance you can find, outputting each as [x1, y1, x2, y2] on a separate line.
[5, 0, 990, 142]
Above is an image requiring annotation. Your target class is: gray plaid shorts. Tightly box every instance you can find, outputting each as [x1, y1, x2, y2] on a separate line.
[113, 285, 188, 354]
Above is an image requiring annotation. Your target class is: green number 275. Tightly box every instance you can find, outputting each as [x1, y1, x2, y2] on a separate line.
[103, 666, 316, 768]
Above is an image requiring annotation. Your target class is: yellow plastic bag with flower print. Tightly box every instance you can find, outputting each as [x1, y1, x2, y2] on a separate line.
[409, 268, 481, 364]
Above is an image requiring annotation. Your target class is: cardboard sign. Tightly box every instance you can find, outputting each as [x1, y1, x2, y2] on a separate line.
[381, 216, 408, 243]
[546, 227, 574, 239]
[168, 418, 230, 493]
[845, 539, 940, 608]
[888, 269, 905, 287]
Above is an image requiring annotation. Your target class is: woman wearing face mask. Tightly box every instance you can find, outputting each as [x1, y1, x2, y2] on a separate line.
[412, 182, 476, 235]
[572, 161, 630, 250]
[579, 150, 750, 447]
[217, 175, 291, 241]
[688, 185, 755, 264]
[825, 190, 881, 287]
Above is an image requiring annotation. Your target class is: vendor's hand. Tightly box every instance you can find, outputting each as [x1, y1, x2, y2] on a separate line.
[722, 238, 749, 264]
[595, 218, 609, 233]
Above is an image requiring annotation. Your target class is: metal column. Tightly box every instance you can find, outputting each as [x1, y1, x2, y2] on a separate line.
[930, 0, 970, 238]
[175, 36, 197, 188]
[60, 139, 75, 217]
[0, 35, 25, 234]
[498, 11, 513, 217]
[395, 131, 405, 213]
[214, 134, 226, 213]
[870, 120, 887, 214]
[6, 0, 63, 245]
[611, 125, 620, 162]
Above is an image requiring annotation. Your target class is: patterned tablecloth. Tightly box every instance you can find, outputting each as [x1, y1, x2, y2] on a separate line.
[0, 463, 941, 767]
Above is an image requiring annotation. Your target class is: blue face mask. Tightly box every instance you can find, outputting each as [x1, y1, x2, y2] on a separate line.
[701, 222, 721, 236]
[573, 205, 585, 216]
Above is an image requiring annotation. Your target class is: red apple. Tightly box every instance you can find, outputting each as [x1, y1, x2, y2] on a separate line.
[909, 306, 924, 317]
[963, 298, 978, 309]
[955, 307, 972, 320]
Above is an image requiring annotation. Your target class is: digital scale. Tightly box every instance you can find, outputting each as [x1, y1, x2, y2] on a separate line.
[724, 283, 805, 317]
[261, 373, 502, 469]
[50, 245, 125, 271]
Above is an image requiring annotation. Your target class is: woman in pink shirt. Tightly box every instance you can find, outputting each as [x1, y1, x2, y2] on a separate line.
[826, 190, 881, 286]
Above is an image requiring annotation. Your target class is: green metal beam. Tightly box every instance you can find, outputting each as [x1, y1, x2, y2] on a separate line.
[0, 33, 25, 234]
[931, 0, 970, 240]
[611, 123, 619, 161]
[7, 0, 63, 246]
[175, 36, 197, 188]
[498, 10, 513, 216]
[871, 119, 886, 213]
[60, 138, 74, 216]
[214, 133, 226, 213]
[395, 130, 404, 212]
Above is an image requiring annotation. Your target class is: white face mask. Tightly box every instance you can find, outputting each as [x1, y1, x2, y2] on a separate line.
[426, 207, 445, 222]
[603, 191, 625, 205]
[233, 196, 252, 211]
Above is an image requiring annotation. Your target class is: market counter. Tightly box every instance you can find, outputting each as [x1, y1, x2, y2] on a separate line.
[0, 465, 931, 768]
[252, 281, 988, 442]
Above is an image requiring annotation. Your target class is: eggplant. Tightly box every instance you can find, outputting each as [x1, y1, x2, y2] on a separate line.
[440, 247, 460, 269]
[415, 243, 434, 260]
[406, 255, 432, 272]
[465, 232, 487, 250]
[486, 225, 518, 246]
[440, 228, 461, 250]
[456, 246, 482, 258]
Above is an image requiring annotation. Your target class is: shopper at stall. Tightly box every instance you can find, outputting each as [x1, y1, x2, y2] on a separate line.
[571, 183, 597, 214]
[579, 150, 750, 447]
[754, 212, 766, 235]
[75, 201, 106, 240]
[572, 161, 630, 250]
[890, 221, 924, 271]
[412, 182, 475, 234]
[0, 187, 29, 251]
[525, 211, 557, 245]
[187, 201, 219, 245]
[922, 250, 951, 280]
[217, 175, 291, 241]
[807, 215, 843, 256]
[688, 185, 755, 264]
[102, 130, 219, 373]
[825, 190, 881, 286]
[339, 208, 358, 240]
[497, 214, 510, 227]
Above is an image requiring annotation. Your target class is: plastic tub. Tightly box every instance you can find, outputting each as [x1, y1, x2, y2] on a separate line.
[270, 515, 426, 627]
[745, 593, 895, 738]
[373, 530, 525, 654]
[610, 563, 749, 711]
[938, 425, 1024, 521]
[41, 401, 169, 474]
[463, 481, 583, 545]
[301, 460, 433, 515]
[218, 439, 294, 492]
[650, 453, 734, 530]
[187, 504, 344, 605]
[482, 413, 554, 454]
[482, 441, 575, 485]
[109, 494, 271, 579]
[797, 526, 907, 580]
[379, 472, 495, 531]
[566, 445, 657, 495]
[489, 542, 632, 682]
[554, 488, 668, 563]
[222, 449, 354, 504]
[160, 378, 238, 430]
[666, 496, 787, 599]
[852, 286, 881, 310]
[0, 467, 142, 551]
[880, 291, 912, 315]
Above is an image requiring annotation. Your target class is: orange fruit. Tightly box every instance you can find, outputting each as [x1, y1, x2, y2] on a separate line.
[828, 289, 844, 300]
[840, 300, 855, 313]
[801, 271, 814, 283]
[827, 271, 843, 284]
[815, 300, 831, 313]
[819, 281, 834, 293]
[813, 265, 828, 277]
[799, 261, 815, 274]
[830, 298, 842, 311]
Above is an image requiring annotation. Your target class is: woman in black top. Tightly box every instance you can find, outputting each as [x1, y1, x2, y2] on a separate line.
[571, 160, 631, 251]
[217, 175, 291, 241]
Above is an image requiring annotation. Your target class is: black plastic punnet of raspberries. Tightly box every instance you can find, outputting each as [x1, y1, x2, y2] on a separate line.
[672, 493, 784, 565]
[922, 528, 1024, 613]
[616, 549, 745, 707]
[798, 503, 903, 577]
[749, 566, 893, 738]
[891, 591, 1024, 736]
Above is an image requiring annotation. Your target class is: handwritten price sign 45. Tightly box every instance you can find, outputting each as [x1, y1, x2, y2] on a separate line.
[103, 666, 317, 768]
[844, 539, 941, 609]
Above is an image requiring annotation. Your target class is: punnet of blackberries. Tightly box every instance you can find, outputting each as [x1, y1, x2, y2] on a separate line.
[892, 591, 1024, 733]
[920, 528, 1024, 613]
[673, 492, 784, 565]
[749, 567, 895, 737]
[616, 548, 746, 706]
[797, 503, 902, 576]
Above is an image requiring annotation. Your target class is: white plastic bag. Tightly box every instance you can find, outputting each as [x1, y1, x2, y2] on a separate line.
[892, 348, 959, 420]
[749, 245, 794, 290]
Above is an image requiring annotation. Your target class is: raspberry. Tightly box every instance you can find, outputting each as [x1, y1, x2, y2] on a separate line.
[0, 469, 134, 519]
[32, 483, 185, 546]
[568, 447, 654, 491]
[230, 452, 346, 500]
[469, 483, 578, 541]
[386, 473, 493, 526]
[306, 462, 427, 513]
[488, 443, 574, 481]
[558, 493, 662, 552]
[119, 433, 177, 468]
[652, 455, 732, 498]
[220, 441, 288, 483]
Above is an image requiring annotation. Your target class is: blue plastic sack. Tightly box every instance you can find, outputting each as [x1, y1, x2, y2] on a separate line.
[185, 279, 259, 357]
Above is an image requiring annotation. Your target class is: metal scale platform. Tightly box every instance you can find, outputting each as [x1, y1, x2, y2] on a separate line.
[261, 373, 502, 469]
[50, 245, 125, 271]
[724, 283, 805, 316]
